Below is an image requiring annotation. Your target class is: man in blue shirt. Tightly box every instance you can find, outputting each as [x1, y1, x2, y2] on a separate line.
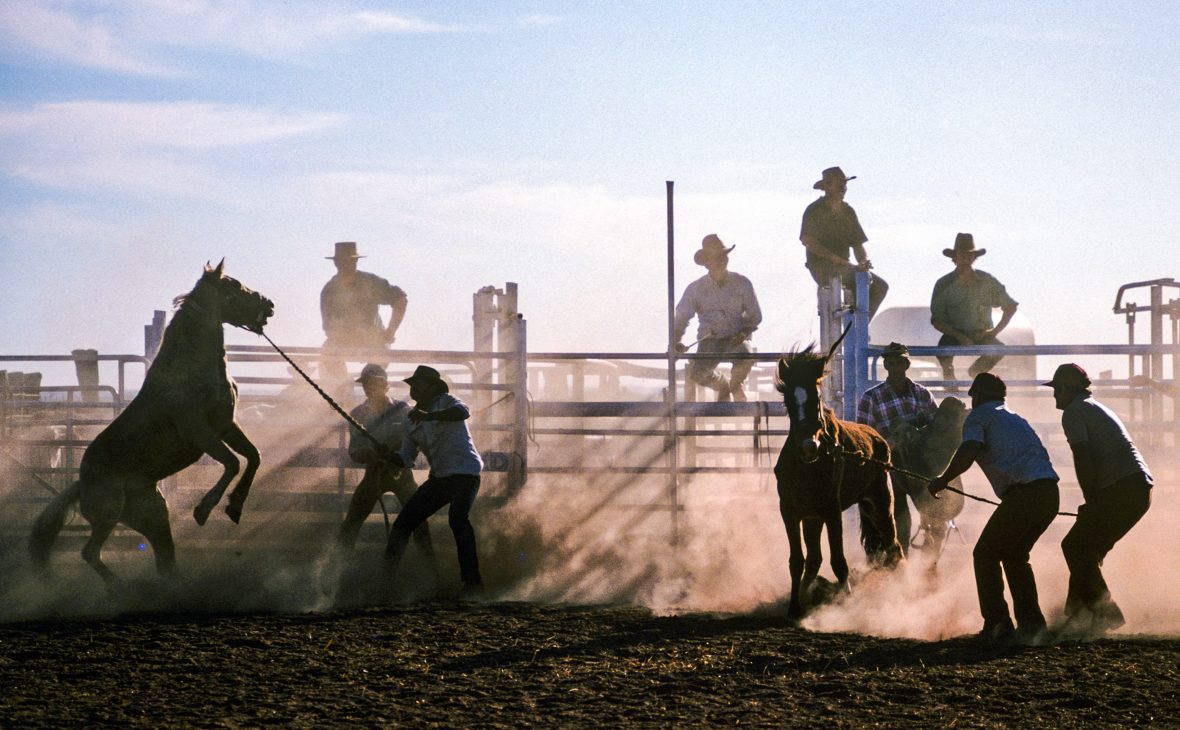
[927, 373, 1060, 644]
[1045, 363, 1153, 634]
[384, 365, 484, 595]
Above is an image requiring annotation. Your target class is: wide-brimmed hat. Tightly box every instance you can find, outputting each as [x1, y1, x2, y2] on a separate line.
[326, 241, 365, 260]
[693, 234, 735, 266]
[881, 342, 910, 360]
[813, 166, 856, 191]
[403, 364, 449, 393]
[1042, 363, 1091, 390]
[968, 372, 1007, 400]
[943, 232, 987, 259]
[355, 363, 388, 384]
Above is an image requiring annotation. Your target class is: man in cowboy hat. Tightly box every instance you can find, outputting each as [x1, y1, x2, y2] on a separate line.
[320, 242, 408, 378]
[799, 166, 889, 319]
[855, 342, 939, 553]
[1043, 363, 1153, 634]
[930, 233, 1018, 384]
[928, 372, 1060, 645]
[673, 234, 763, 401]
[337, 363, 438, 577]
[383, 365, 485, 595]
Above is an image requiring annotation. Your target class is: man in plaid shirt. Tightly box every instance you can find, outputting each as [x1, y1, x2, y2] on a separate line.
[857, 342, 937, 553]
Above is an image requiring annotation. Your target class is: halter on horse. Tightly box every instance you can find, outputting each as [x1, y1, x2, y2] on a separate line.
[773, 338, 903, 619]
[29, 260, 274, 586]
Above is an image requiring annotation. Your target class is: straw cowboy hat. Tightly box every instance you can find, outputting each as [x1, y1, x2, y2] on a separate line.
[355, 363, 388, 383]
[943, 232, 987, 258]
[693, 234, 735, 266]
[813, 166, 857, 191]
[326, 241, 365, 260]
[403, 364, 450, 394]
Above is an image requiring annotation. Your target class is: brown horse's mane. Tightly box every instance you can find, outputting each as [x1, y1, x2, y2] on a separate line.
[775, 344, 826, 395]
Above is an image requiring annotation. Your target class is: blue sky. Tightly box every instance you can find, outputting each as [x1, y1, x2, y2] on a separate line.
[2, 1, 1179, 366]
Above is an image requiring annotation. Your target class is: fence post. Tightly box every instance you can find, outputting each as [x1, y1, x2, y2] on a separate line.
[844, 270, 871, 420]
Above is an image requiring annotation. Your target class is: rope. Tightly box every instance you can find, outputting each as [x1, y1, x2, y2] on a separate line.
[830, 447, 1078, 518]
[260, 332, 391, 458]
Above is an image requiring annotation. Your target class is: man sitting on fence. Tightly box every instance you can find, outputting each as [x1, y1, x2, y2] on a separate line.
[673, 234, 763, 402]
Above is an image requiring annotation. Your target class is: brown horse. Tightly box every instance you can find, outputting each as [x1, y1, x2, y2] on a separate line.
[774, 343, 903, 619]
[29, 261, 274, 585]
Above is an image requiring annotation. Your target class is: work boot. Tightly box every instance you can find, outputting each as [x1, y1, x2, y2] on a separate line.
[977, 619, 1015, 646]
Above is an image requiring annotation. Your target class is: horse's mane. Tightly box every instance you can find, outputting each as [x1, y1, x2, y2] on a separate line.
[775, 343, 827, 394]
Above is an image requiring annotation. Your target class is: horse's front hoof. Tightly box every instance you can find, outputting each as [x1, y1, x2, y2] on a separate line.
[225, 502, 243, 524]
[193, 502, 213, 526]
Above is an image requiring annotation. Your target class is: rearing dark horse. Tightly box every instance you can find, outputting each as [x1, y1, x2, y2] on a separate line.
[774, 338, 903, 619]
[29, 260, 274, 585]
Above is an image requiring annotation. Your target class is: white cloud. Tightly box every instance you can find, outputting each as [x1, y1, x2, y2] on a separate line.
[0, 0, 178, 75]
[518, 14, 564, 28]
[0, 1, 483, 74]
[0, 100, 346, 195]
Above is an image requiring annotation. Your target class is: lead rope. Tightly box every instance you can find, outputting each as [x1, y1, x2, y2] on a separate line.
[832, 448, 1077, 518]
[261, 333, 408, 539]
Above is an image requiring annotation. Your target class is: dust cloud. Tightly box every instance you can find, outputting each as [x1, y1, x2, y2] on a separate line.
[1, 372, 1178, 644]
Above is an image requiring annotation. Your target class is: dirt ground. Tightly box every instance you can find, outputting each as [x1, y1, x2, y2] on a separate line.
[1, 601, 1177, 728]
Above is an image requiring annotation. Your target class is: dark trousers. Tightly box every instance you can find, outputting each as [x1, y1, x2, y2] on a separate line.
[937, 332, 1003, 381]
[973, 479, 1059, 630]
[809, 267, 889, 320]
[1061, 473, 1151, 616]
[338, 465, 437, 569]
[689, 336, 754, 392]
[385, 473, 482, 586]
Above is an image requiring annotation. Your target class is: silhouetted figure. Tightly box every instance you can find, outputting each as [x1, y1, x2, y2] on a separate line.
[855, 341, 937, 553]
[673, 234, 762, 402]
[800, 166, 888, 319]
[320, 241, 407, 380]
[383, 366, 484, 595]
[337, 364, 438, 578]
[927, 373, 1059, 646]
[1044, 364, 1152, 635]
[930, 233, 1018, 383]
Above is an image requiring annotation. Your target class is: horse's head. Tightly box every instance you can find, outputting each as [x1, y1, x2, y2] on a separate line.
[195, 260, 275, 334]
[776, 344, 831, 463]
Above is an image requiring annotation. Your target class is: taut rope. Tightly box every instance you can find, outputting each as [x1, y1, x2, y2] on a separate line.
[829, 446, 1077, 518]
[259, 333, 386, 453]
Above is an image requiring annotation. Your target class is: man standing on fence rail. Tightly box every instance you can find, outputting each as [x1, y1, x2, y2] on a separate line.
[927, 372, 1059, 645]
[1045, 363, 1153, 635]
[337, 363, 438, 579]
[930, 233, 1018, 384]
[384, 365, 485, 597]
[320, 241, 408, 381]
[799, 166, 888, 320]
[673, 234, 762, 402]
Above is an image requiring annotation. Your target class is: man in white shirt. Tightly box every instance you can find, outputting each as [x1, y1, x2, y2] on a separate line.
[385, 365, 484, 594]
[673, 234, 762, 402]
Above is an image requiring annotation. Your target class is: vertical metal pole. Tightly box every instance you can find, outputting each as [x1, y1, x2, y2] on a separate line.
[1150, 284, 1164, 447]
[665, 180, 681, 545]
[512, 315, 528, 493]
[846, 270, 871, 420]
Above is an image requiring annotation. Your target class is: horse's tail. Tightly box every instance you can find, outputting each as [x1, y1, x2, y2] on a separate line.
[29, 480, 83, 568]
